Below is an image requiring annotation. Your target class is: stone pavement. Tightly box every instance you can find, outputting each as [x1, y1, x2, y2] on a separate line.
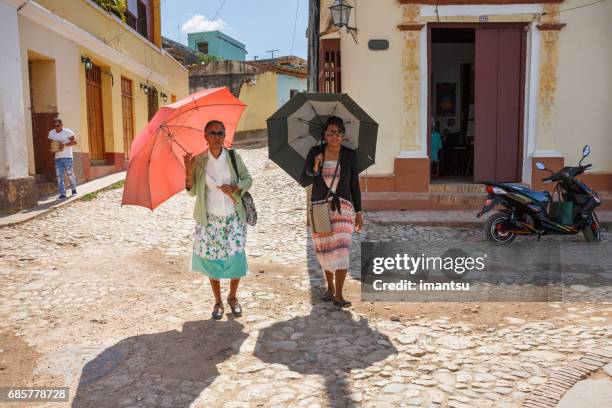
[0, 146, 610, 408]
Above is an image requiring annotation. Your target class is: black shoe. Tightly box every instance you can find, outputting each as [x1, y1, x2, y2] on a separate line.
[211, 302, 224, 320]
[333, 299, 352, 308]
[58, 195, 67, 200]
[71, 190, 77, 196]
[227, 296, 242, 317]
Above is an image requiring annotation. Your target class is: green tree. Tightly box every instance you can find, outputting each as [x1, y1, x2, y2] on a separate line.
[197, 54, 220, 64]
[93, 0, 127, 22]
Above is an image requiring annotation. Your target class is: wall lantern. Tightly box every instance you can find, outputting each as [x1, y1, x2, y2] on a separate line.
[81, 56, 93, 70]
[140, 83, 150, 95]
[330, 0, 357, 43]
[160, 92, 168, 102]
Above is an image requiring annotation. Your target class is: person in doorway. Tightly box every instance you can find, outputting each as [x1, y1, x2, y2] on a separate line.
[184, 120, 253, 320]
[300, 116, 363, 308]
[48, 118, 77, 199]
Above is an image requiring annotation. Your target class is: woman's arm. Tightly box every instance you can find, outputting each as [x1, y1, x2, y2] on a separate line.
[235, 153, 252, 195]
[349, 151, 362, 212]
[185, 153, 198, 196]
[300, 147, 319, 186]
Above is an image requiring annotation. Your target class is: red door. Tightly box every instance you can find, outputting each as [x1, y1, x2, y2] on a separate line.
[474, 27, 524, 182]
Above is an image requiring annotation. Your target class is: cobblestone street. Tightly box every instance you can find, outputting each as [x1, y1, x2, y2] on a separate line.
[1, 146, 611, 408]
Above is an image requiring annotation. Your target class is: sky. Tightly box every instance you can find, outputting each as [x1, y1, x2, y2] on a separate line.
[160, 0, 310, 60]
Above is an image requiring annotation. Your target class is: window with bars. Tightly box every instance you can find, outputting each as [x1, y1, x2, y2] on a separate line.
[147, 86, 158, 121]
[319, 39, 341, 93]
[121, 77, 134, 160]
[137, 0, 148, 39]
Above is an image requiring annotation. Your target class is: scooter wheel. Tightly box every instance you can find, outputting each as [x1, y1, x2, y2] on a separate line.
[582, 217, 602, 242]
[485, 212, 516, 243]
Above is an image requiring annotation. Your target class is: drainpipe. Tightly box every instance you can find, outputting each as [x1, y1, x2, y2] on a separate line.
[307, 0, 320, 92]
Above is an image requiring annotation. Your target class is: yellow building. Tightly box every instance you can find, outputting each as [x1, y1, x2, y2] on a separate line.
[189, 61, 307, 140]
[0, 0, 188, 213]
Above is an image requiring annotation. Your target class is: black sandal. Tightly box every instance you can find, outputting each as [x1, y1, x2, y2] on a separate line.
[212, 302, 224, 320]
[227, 296, 242, 317]
[333, 299, 352, 308]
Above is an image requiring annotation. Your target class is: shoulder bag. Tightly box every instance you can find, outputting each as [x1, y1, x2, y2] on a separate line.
[228, 149, 257, 226]
[309, 158, 340, 233]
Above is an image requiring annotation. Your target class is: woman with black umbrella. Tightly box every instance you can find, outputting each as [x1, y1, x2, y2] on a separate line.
[300, 116, 363, 308]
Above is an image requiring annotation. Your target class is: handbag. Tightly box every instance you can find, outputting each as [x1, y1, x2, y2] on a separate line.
[228, 149, 257, 226]
[549, 185, 573, 225]
[309, 158, 340, 233]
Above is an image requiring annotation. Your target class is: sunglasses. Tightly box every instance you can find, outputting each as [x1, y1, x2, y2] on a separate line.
[207, 130, 225, 138]
[325, 130, 344, 137]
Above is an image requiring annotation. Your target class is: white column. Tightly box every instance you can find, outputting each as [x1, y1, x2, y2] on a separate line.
[0, 0, 29, 179]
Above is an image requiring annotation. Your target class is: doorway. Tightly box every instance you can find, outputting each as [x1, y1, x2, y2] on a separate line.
[28, 53, 58, 182]
[428, 24, 526, 184]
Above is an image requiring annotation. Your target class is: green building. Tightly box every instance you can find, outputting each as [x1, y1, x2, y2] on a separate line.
[187, 31, 247, 61]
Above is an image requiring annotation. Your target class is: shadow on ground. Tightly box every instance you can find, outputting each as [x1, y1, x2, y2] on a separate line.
[253, 232, 398, 407]
[72, 319, 247, 408]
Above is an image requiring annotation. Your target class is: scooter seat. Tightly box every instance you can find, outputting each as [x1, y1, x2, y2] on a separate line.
[499, 183, 551, 204]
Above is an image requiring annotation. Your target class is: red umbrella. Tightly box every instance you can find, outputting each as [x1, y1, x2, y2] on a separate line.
[121, 87, 246, 210]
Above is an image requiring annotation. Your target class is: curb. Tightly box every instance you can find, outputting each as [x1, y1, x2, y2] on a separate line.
[0, 174, 126, 228]
[368, 219, 612, 230]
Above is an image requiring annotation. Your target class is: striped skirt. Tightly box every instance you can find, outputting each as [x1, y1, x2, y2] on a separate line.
[311, 198, 355, 272]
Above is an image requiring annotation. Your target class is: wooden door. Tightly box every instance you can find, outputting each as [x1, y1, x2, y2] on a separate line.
[32, 113, 57, 181]
[474, 27, 524, 182]
[28, 61, 56, 181]
[121, 77, 134, 160]
[319, 38, 341, 93]
[85, 65, 105, 161]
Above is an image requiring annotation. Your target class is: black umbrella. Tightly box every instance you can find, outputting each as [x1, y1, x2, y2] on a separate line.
[267, 92, 379, 186]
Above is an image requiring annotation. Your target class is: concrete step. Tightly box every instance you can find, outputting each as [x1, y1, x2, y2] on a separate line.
[362, 192, 484, 211]
[429, 183, 486, 193]
[430, 192, 485, 205]
[363, 191, 612, 211]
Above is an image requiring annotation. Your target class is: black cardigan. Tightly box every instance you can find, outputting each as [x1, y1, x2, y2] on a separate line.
[300, 144, 362, 212]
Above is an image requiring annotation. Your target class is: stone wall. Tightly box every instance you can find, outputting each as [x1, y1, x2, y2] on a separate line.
[189, 60, 259, 95]
[0, 177, 37, 214]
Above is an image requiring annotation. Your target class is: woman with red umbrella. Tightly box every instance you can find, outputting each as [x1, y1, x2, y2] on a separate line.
[184, 120, 252, 320]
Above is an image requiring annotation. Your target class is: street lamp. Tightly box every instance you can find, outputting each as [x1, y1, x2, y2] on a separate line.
[329, 0, 357, 42]
[81, 56, 93, 70]
[329, 0, 358, 42]
[140, 83, 149, 95]
[160, 92, 168, 103]
[330, 0, 351, 28]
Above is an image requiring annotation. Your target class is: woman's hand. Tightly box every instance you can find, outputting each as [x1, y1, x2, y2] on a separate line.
[184, 152, 196, 177]
[355, 212, 364, 232]
[218, 184, 239, 202]
[313, 153, 323, 173]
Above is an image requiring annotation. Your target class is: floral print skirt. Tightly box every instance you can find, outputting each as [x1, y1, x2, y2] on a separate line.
[192, 212, 248, 279]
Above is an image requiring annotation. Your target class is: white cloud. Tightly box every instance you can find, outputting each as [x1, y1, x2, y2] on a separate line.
[180, 14, 228, 33]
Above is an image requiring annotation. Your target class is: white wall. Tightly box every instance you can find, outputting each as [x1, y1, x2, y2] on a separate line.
[555, 0, 612, 172]
[0, 1, 29, 179]
[431, 43, 474, 134]
[338, 0, 403, 174]
[18, 15, 82, 176]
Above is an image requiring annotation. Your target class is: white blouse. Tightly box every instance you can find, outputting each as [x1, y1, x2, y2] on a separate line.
[205, 149, 234, 216]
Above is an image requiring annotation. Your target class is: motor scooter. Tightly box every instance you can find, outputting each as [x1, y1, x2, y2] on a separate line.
[476, 145, 602, 243]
